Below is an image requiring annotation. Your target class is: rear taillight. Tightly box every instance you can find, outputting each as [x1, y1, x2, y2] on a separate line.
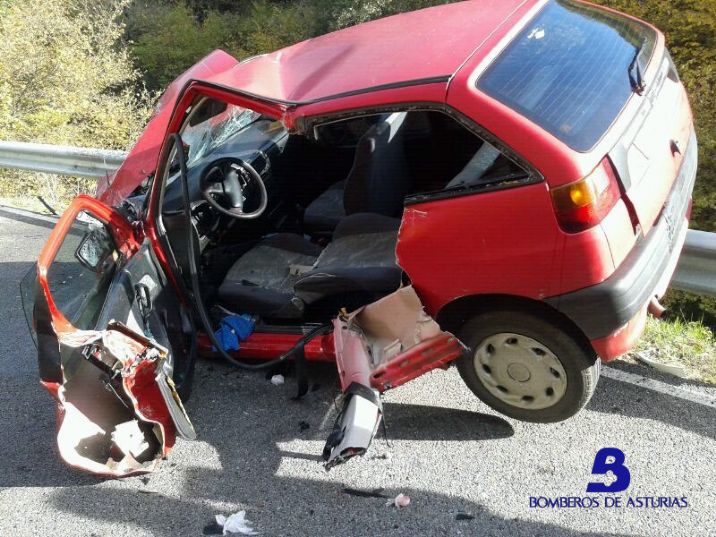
[550, 158, 621, 233]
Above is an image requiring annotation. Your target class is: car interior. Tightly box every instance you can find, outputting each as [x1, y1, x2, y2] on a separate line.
[155, 98, 528, 329]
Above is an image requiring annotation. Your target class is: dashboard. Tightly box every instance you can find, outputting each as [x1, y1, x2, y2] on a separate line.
[160, 117, 289, 249]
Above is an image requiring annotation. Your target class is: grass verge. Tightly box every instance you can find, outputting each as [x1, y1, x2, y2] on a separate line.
[626, 316, 716, 385]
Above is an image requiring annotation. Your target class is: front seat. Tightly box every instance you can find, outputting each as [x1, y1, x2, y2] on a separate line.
[303, 112, 410, 233]
[217, 213, 402, 320]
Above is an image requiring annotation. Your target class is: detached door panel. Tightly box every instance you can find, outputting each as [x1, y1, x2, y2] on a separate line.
[33, 195, 195, 477]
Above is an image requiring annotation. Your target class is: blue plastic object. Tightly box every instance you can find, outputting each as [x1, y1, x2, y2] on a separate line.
[213, 314, 255, 352]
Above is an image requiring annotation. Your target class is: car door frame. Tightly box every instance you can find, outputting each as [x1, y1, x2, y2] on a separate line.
[34, 194, 140, 392]
[141, 82, 289, 307]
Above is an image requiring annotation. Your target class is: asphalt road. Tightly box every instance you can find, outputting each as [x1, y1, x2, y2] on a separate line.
[0, 205, 714, 537]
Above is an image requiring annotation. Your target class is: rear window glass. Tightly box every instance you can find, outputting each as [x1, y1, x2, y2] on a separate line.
[477, 0, 657, 151]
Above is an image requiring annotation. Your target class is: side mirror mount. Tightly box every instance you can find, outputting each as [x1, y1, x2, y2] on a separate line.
[74, 215, 115, 273]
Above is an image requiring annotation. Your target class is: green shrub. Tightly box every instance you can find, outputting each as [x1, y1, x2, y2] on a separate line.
[0, 0, 152, 207]
[127, 2, 238, 90]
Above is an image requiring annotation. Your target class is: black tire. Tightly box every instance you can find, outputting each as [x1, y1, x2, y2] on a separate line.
[456, 310, 600, 423]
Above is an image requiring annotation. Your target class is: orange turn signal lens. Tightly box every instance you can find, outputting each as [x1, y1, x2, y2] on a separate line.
[550, 159, 621, 233]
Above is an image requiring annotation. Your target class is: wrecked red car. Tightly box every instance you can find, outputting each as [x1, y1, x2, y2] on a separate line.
[26, 0, 697, 475]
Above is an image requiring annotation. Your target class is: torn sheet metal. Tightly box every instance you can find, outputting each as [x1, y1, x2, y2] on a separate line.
[54, 321, 194, 476]
[334, 286, 465, 392]
[325, 286, 465, 468]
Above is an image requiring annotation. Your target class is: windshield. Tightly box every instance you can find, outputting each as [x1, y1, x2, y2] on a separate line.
[477, 0, 657, 151]
[163, 100, 261, 190]
[183, 101, 261, 166]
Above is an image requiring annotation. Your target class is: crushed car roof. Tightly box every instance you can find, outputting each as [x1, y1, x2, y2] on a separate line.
[202, 0, 532, 104]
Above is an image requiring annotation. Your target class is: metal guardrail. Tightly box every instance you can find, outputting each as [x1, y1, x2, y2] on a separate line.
[0, 141, 127, 178]
[0, 140, 714, 296]
[672, 230, 716, 297]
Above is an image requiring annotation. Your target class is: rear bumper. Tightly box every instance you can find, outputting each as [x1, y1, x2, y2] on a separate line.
[546, 129, 698, 352]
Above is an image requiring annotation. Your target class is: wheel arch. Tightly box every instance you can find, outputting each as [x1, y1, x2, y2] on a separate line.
[435, 293, 596, 358]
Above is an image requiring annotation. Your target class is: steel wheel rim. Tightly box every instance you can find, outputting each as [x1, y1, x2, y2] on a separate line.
[473, 332, 567, 410]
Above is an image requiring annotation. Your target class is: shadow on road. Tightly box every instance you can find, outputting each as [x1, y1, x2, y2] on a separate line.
[42, 364, 624, 536]
[48, 482, 627, 537]
[587, 366, 716, 440]
[0, 377, 98, 488]
[0, 206, 58, 231]
[3, 339, 710, 534]
[381, 401, 514, 441]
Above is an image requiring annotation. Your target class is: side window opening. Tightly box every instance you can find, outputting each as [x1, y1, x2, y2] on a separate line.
[446, 143, 530, 190]
[46, 211, 119, 330]
[312, 109, 529, 198]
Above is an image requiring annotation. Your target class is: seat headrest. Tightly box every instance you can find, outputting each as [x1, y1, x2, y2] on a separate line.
[369, 112, 408, 144]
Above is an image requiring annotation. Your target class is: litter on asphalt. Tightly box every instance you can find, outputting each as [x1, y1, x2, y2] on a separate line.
[270, 374, 285, 386]
[215, 511, 257, 535]
[386, 493, 411, 508]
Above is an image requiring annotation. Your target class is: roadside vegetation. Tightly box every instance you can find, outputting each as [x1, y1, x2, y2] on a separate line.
[629, 316, 716, 385]
[0, 0, 152, 207]
[0, 0, 714, 379]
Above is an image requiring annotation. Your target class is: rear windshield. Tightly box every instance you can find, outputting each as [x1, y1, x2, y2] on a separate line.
[477, 0, 657, 151]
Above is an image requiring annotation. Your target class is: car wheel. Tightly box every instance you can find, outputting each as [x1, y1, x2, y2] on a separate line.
[456, 310, 600, 423]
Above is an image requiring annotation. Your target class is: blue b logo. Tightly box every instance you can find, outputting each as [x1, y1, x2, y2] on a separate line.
[586, 448, 631, 493]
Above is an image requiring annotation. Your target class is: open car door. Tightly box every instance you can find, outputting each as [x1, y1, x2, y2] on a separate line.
[29, 195, 196, 476]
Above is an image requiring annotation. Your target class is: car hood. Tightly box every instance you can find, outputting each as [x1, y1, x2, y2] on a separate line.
[96, 50, 240, 207]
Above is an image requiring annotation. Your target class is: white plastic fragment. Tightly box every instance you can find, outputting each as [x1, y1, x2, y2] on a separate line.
[270, 374, 285, 386]
[386, 493, 411, 508]
[215, 511, 257, 535]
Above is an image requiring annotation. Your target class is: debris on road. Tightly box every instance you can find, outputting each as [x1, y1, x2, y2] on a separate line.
[298, 420, 310, 432]
[215, 511, 257, 535]
[270, 374, 285, 386]
[456, 513, 475, 521]
[342, 487, 389, 499]
[386, 493, 411, 508]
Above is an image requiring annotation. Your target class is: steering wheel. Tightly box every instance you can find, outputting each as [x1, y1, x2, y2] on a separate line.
[200, 158, 268, 219]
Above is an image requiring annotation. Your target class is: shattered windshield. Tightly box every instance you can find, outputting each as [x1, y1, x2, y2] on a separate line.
[162, 100, 262, 190]
[183, 102, 261, 165]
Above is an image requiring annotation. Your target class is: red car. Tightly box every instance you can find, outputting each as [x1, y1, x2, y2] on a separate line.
[28, 0, 696, 475]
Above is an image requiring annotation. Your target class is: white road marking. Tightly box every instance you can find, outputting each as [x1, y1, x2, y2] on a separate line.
[602, 367, 716, 409]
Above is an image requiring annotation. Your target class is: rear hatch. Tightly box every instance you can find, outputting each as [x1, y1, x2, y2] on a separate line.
[477, 0, 694, 236]
[608, 52, 694, 236]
